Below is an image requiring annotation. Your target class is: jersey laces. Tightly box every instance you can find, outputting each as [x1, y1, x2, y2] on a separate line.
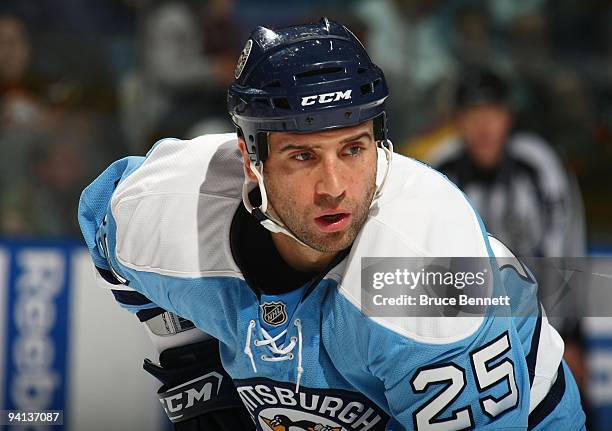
[244, 319, 304, 392]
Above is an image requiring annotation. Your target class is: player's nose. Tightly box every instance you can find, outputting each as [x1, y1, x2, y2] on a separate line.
[314, 157, 346, 201]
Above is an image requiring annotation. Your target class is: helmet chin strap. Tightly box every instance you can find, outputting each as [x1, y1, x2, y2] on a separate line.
[372, 139, 393, 203]
[241, 140, 394, 249]
[241, 160, 311, 248]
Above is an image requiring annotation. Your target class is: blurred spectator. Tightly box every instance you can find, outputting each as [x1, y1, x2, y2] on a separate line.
[430, 67, 585, 258]
[505, 10, 598, 167]
[0, 14, 49, 132]
[0, 113, 94, 237]
[354, 0, 454, 142]
[120, 0, 235, 152]
[449, 4, 509, 72]
[0, 10, 125, 238]
[0, 13, 53, 228]
[199, 0, 240, 87]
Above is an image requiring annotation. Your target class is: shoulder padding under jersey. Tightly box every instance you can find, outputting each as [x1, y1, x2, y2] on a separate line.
[327, 153, 493, 343]
[110, 133, 244, 278]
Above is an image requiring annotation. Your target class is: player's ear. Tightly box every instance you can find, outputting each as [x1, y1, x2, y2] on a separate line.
[237, 137, 258, 182]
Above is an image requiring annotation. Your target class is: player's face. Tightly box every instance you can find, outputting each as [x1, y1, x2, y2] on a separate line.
[262, 121, 377, 253]
[458, 104, 512, 169]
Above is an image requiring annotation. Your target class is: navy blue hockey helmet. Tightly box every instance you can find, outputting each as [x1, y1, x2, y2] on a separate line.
[227, 18, 389, 163]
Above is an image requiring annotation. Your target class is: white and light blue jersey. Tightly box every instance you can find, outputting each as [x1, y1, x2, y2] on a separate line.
[78, 134, 585, 431]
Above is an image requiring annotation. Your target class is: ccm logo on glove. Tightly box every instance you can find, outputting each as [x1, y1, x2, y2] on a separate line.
[159, 371, 223, 418]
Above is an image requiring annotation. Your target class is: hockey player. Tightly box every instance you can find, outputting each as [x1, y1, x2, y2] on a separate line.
[78, 19, 586, 430]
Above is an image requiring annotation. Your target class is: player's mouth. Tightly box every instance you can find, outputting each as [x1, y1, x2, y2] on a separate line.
[314, 212, 351, 232]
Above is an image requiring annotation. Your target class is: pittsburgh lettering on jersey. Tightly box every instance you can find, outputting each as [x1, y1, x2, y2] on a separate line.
[235, 378, 388, 431]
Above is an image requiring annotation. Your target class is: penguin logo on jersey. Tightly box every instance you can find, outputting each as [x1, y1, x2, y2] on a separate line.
[261, 301, 287, 327]
[261, 414, 342, 431]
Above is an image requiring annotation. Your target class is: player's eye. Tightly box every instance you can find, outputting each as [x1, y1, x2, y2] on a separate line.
[344, 145, 363, 156]
[293, 152, 314, 161]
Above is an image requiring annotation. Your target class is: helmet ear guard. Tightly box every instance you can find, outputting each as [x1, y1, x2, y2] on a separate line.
[373, 112, 387, 142]
[235, 127, 268, 164]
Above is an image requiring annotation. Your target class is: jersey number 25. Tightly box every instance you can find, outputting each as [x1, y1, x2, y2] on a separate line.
[410, 331, 519, 431]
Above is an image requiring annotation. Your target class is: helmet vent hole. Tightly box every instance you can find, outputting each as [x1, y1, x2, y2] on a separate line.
[357, 67, 367, 74]
[254, 97, 272, 107]
[295, 67, 344, 80]
[373, 78, 381, 87]
[272, 98, 290, 110]
[360, 83, 374, 95]
[248, 135, 254, 143]
[262, 79, 281, 88]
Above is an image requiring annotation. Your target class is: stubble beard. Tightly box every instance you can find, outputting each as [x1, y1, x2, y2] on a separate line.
[264, 174, 377, 253]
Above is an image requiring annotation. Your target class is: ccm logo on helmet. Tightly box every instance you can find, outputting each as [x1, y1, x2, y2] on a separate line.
[300, 90, 352, 106]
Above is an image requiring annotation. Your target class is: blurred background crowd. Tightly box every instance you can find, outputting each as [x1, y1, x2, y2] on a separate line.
[0, 0, 610, 245]
[0, 0, 611, 428]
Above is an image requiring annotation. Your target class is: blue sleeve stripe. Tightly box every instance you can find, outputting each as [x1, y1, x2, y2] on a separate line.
[528, 363, 566, 429]
[115, 301, 160, 315]
[526, 306, 543, 387]
[111, 289, 152, 306]
[136, 307, 166, 322]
